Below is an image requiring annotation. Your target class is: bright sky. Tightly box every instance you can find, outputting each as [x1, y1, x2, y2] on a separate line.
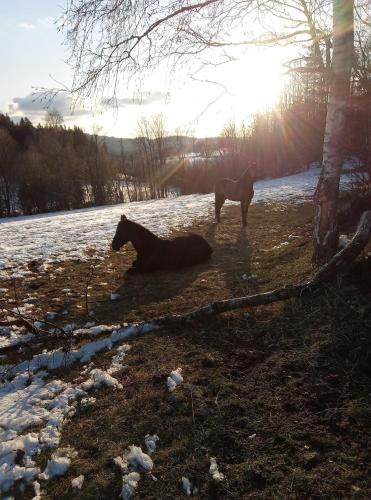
[0, 1, 297, 138]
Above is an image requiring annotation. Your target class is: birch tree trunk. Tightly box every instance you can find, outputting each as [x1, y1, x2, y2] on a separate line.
[313, 0, 354, 264]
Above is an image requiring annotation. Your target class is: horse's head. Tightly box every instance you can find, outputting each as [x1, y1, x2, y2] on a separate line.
[112, 214, 131, 251]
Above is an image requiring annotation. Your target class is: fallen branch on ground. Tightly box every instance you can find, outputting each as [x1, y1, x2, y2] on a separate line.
[0, 276, 69, 341]
[0, 301, 68, 338]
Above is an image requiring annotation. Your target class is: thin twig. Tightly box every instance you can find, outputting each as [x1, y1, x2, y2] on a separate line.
[190, 386, 195, 424]
[84, 262, 96, 319]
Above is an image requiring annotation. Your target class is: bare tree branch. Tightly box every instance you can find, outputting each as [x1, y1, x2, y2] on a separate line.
[53, 0, 335, 103]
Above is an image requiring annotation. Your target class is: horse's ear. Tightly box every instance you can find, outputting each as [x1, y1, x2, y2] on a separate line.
[121, 214, 127, 221]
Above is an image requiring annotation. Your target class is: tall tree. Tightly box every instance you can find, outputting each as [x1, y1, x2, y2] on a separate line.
[0, 128, 17, 215]
[313, 0, 355, 263]
[45, 109, 65, 129]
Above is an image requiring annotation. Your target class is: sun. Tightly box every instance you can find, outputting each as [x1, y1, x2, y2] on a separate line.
[225, 50, 288, 117]
[166, 47, 291, 135]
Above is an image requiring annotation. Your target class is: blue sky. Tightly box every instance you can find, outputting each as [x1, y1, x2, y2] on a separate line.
[0, 1, 294, 137]
[0, 1, 67, 109]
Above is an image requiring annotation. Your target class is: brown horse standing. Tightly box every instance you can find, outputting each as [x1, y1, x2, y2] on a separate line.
[215, 168, 254, 226]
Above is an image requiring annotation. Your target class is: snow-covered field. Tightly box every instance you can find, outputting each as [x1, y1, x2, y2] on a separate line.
[0, 165, 352, 279]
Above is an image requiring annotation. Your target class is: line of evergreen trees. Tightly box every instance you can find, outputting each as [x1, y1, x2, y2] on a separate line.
[0, 112, 122, 217]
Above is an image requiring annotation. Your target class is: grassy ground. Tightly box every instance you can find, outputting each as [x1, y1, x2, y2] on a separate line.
[2, 201, 371, 499]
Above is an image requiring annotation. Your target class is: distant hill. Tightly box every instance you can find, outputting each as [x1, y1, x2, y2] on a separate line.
[98, 136, 139, 156]
[97, 134, 219, 157]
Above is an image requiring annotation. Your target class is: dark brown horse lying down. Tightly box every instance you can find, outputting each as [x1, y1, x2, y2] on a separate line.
[112, 214, 212, 273]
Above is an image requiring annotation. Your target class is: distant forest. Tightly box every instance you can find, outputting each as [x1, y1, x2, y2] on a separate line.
[0, 53, 370, 216]
[0, 112, 118, 216]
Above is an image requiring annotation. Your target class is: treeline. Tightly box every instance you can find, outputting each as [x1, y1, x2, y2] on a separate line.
[0, 112, 126, 216]
[0, 111, 185, 216]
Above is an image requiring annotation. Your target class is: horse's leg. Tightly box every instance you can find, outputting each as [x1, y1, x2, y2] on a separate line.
[133, 253, 158, 273]
[215, 193, 225, 223]
[126, 265, 139, 274]
[241, 201, 248, 226]
[127, 260, 151, 274]
[128, 252, 145, 272]
[242, 190, 254, 226]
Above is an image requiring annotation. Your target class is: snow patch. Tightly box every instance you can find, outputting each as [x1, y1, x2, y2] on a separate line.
[182, 476, 192, 496]
[115, 443, 154, 499]
[114, 445, 153, 475]
[32, 480, 42, 499]
[127, 445, 153, 472]
[0, 462, 40, 494]
[1, 322, 158, 382]
[167, 368, 183, 392]
[144, 434, 159, 454]
[71, 474, 84, 490]
[0, 329, 34, 349]
[0, 336, 137, 493]
[272, 241, 289, 250]
[121, 471, 140, 500]
[108, 344, 131, 374]
[110, 293, 121, 301]
[209, 457, 225, 481]
[73, 324, 119, 338]
[39, 455, 70, 480]
[80, 368, 123, 390]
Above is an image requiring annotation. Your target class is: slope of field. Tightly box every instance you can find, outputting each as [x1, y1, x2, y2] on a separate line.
[0, 165, 351, 279]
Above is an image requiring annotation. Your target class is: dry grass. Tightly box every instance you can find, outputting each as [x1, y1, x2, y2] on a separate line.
[2, 201, 371, 499]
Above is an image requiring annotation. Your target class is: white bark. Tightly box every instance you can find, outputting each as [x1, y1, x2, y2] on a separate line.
[313, 0, 354, 264]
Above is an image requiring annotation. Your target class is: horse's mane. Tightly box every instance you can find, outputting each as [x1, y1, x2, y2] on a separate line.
[238, 168, 253, 182]
[125, 218, 159, 240]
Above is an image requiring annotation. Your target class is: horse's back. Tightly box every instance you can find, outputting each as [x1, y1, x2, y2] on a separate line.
[172, 232, 212, 255]
[167, 233, 212, 267]
[215, 177, 234, 193]
[215, 174, 254, 201]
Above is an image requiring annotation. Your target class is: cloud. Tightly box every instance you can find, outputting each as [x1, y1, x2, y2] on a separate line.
[17, 18, 54, 30]
[8, 93, 91, 121]
[18, 22, 35, 29]
[8, 90, 168, 125]
[37, 17, 54, 28]
[102, 91, 168, 107]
